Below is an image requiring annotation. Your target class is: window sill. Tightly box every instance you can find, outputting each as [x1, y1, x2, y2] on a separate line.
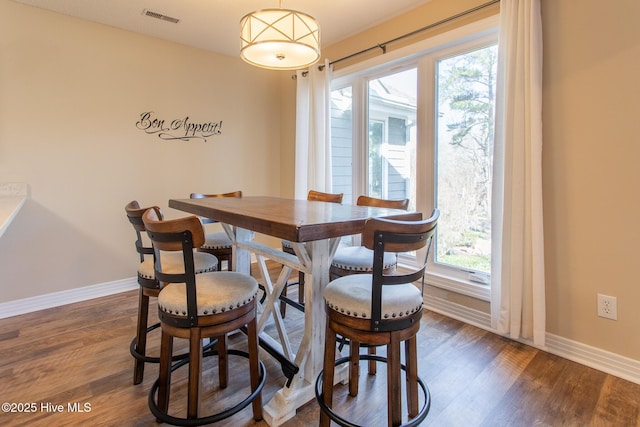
[423, 270, 491, 302]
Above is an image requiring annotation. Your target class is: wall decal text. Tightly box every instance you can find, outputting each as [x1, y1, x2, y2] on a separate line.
[136, 112, 223, 142]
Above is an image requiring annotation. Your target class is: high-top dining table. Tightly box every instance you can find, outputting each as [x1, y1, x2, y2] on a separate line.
[169, 196, 422, 426]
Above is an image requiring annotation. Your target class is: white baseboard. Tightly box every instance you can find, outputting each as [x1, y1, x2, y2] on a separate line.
[543, 333, 640, 385]
[0, 277, 138, 320]
[0, 255, 260, 319]
[424, 294, 492, 330]
[425, 294, 640, 385]
[2, 282, 639, 385]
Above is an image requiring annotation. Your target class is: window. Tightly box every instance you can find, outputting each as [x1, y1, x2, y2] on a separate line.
[331, 86, 354, 203]
[434, 45, 497, 282]
[331, 68, 417, 210]
[330, 19, 497, 300]
[367, 69, 416, 206]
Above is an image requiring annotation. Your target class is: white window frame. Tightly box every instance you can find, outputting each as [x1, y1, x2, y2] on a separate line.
[331, 16, 498, 302]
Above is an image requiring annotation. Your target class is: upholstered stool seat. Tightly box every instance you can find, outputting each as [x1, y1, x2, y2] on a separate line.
[203, 231, 233, 250]
[158, 271, 258, 316]
[330, 246, 397, 277]
[190, 191, 242, 271]
[329, 196, 409, 281]
[137, 251, 218, 281]
[281, 239, 311, 251]
[324, 274, 422, 320]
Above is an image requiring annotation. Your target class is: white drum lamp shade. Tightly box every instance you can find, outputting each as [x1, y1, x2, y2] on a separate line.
[240, 8, 320, 70]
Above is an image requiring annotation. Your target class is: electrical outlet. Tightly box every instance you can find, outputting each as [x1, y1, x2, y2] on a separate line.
[597, 294, 617, 320]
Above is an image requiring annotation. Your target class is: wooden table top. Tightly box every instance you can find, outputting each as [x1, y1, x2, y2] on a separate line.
[169, 196, 421, 243]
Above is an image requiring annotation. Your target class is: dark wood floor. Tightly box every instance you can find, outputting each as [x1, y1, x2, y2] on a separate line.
[1, 267, 639, 426]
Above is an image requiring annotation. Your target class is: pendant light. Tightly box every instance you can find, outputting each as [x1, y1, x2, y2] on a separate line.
[240, 1, 320, 70]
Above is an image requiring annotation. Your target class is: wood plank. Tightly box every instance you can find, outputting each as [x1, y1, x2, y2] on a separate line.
[427, 339, 538, 426]
[591, 375, 640, 426]
[169, 196, 421, 242]
[0, 262, 638, 426]
[479, 351, 570, 426]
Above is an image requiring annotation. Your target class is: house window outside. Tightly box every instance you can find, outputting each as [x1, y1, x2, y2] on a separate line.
[330, 22, 497, 299]
[367, 71, 416, 208]
[368, 120, 385, 199]
[330, 70, 417, 209]
[331, 86, 354, 203]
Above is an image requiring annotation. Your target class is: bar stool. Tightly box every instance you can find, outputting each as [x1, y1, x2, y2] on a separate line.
[329, 195, 410, 373]
[125, 201, 219, 385]
[280, 190, 343, 317]
[190, 191, 242, 271]
[316, 210, 439, 427]
[329, 195, 409, 280]
[143, 209, 264, 425]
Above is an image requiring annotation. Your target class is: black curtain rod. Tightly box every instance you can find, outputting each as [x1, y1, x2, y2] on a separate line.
[299, 0, 499, 77]
[330, 0, 499, 67]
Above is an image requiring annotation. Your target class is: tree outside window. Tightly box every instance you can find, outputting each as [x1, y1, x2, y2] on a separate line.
[435, 44, 497, 274]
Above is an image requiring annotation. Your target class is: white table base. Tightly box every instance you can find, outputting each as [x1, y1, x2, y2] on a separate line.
[226, 225, 345, 426]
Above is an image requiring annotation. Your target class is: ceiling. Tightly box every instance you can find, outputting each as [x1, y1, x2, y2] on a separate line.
[13, 0, 433, 58]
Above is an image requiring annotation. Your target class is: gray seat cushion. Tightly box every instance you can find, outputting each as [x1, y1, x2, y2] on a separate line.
[138, 251, 218, 280]
[331, 245, 397, 272]
[158, 271, 259, 316]
[203, 231, 232, 250]
[324, 274, 422, 320]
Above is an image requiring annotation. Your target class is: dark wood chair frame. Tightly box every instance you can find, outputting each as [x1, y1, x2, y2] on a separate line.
[126, 201, 191, 385]
[190, 190, 242, 271]
[355, 195, 410, 210]
[127, 201, 221, 386]
[316, 210, 439, 427]
[328, 195, 411, 374]
[279, 190, 343, 318]
[329, 195, 410, 281]
[143, 211, 264, 425]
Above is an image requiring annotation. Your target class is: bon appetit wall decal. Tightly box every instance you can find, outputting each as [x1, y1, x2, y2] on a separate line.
[136, 111, 223, 142]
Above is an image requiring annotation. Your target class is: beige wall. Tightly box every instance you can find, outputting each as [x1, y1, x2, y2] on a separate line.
[317, 0, 640, 362]
[0, 0, 283, 302]
[2, 0, 639, 364]
[541, 0, 640, 360]
[278, 73, 297, 199]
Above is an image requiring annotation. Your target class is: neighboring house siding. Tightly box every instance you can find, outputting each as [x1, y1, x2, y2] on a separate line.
[331, 105, 352, 202]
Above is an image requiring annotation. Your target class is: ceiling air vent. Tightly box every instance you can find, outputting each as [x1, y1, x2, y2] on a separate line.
[142, 9, 180, 24]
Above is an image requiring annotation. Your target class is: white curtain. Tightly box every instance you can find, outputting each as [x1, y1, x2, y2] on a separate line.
[491, 0, 545, 346]
[294, 59, 333, 199]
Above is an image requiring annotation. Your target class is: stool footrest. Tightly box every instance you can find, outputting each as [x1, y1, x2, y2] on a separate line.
[239, 325, 300, 386]
[148, 349, 266, 426]
[278, 294, 305, 313]
[315, 354, 431, 427]
[130, 324, 214, 364]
